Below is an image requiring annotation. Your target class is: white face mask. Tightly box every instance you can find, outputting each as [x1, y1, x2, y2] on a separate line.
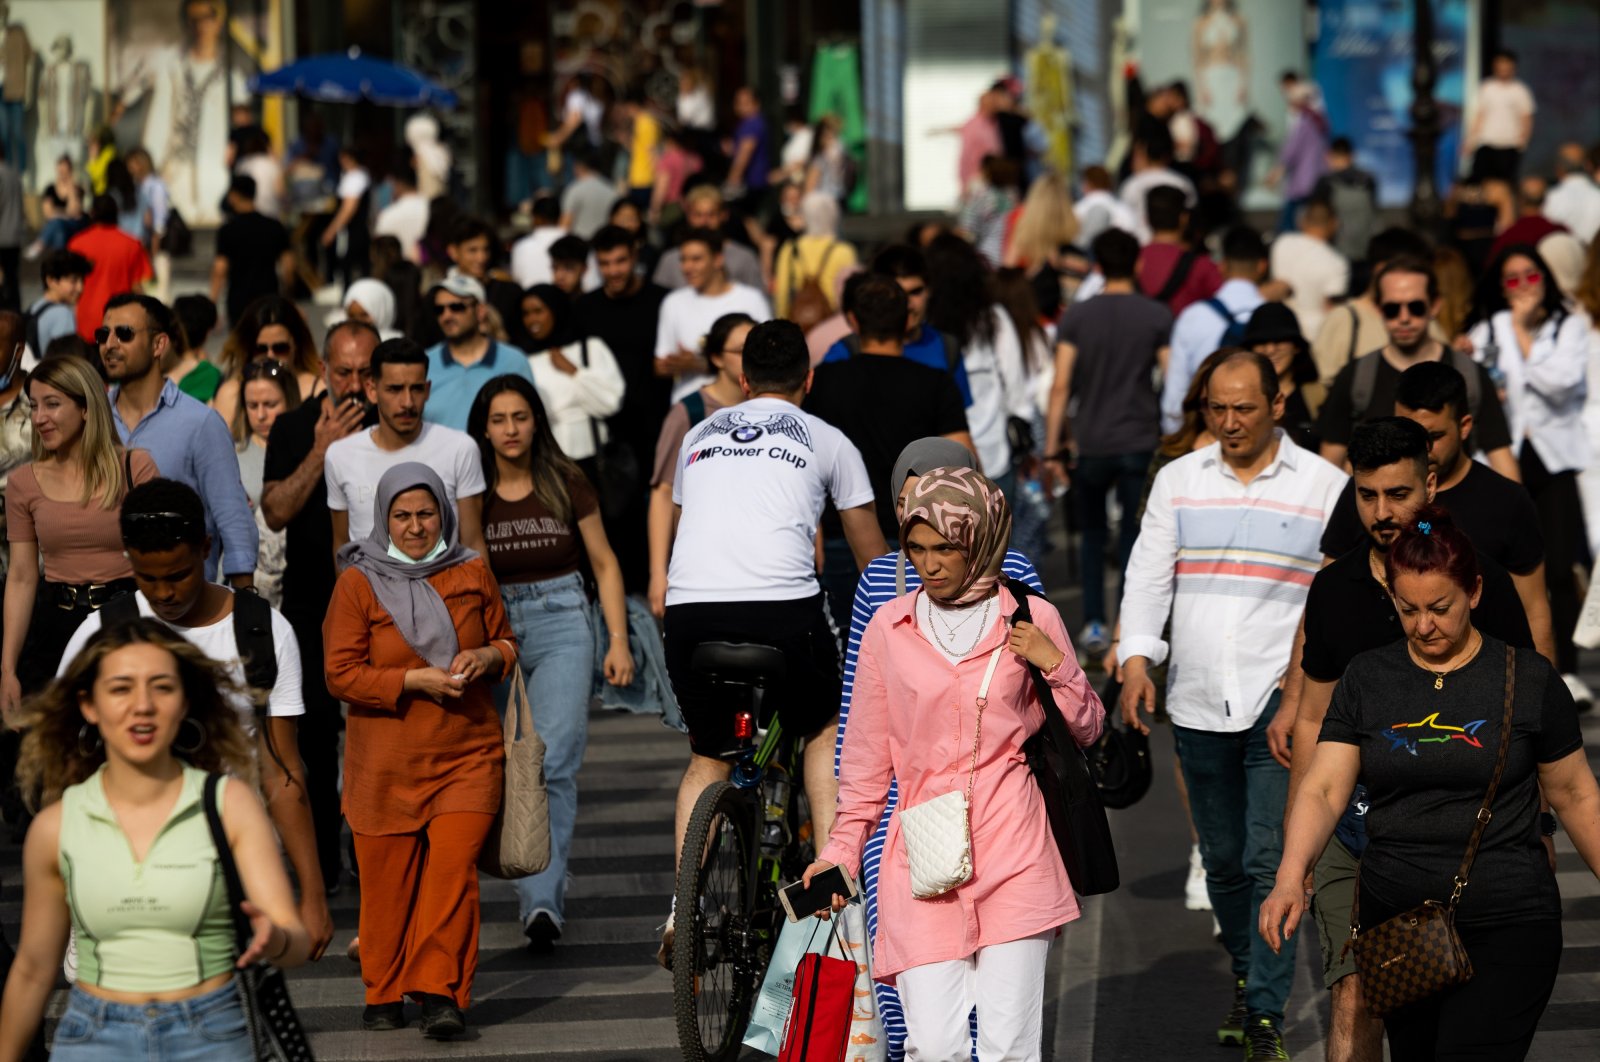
[386, 537, 447, 565]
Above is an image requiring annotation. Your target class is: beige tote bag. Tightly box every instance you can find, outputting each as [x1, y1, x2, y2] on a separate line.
[479, 666, 551, 879]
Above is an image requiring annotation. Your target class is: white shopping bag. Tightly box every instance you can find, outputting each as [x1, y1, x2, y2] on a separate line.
[1574, 563, 1600, 649]
[745, 915, 832, 1055]
[839, 903, 887, 1062]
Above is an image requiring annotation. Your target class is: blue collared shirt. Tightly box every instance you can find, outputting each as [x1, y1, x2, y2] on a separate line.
[110, 379, 259, 578]
[423, 340, 537, 431]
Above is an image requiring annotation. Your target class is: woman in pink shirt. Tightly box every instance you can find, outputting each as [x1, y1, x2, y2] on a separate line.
[804, 467, 1104, 1060]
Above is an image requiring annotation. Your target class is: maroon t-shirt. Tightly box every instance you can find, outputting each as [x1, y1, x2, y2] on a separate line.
[1137, 242, 1222, 316]
[481, 472, 598, 585]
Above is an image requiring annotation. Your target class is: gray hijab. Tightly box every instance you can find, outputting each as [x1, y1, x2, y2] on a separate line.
[891, 437, 977, 593]
[336, 462, 476, 670]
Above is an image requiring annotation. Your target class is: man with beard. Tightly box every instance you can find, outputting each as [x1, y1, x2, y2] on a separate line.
[1282, 417, 1537, 1062]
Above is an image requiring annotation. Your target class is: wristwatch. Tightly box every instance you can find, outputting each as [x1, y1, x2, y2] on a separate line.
[1539, 812, 1558, 837]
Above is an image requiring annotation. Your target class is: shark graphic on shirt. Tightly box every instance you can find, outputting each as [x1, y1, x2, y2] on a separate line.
[1382, 712, 1488, 757]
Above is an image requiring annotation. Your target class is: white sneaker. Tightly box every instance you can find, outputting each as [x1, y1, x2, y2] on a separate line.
[1185, 844, 1212, 911]
[1562, 673, 1594, 713]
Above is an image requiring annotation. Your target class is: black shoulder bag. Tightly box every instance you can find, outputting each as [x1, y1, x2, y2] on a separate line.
[1007, 579, 1120, 895]
[201, 773, 316, 1061]
[579, 337, 640, 523]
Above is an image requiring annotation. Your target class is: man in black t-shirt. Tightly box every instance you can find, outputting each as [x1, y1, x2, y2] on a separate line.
[1284, 418, 1538, 1062]
[1315, 257, 1521, 484]
[260, 320, 380, 890]
[210, 175, 291, 325]
[574, 225, 670, 592]
[804, 276, 972, 633]
[1318, 361, 1555, 666]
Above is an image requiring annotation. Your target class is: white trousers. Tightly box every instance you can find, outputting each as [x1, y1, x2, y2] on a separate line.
[896, 929, 1053, 1062]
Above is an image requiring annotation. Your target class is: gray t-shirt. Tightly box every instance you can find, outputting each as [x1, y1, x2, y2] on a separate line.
[1320, 637, 1581, 928]
[561, 174, 616, 240]
[1057, 292, 1172, 456]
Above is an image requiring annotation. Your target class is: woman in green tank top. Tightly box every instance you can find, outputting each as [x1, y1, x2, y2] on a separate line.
[0, 619, 311, 1061]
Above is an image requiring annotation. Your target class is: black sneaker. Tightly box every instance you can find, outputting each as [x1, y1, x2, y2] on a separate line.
[418, 994, 465, 1040]
[361, 1002, 405, 1031]
[1217, 979, 1247, 1046]
[1243, 1017, 1290, 1060]
[524, 910, 562, 954]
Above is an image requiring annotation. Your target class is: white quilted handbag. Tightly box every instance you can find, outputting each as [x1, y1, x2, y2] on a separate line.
[479, 665, 551, 879]
[900, 646, 1005, 899]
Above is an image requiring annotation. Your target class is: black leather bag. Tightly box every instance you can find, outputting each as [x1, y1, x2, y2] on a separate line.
[1087, 675, 1153, 810]
[202, 774, 315, 1061]
[1009, 580, 1120, 896]
[579, 338, 640, 523]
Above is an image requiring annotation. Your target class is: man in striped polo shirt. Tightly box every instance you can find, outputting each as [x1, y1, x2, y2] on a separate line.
[1117, 350, 1348, 1058]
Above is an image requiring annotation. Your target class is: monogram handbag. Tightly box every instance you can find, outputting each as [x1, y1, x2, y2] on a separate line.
[479, 665, 551, 879]
[201, 774, 315, 1062]
[1348, 646, 1516, 1018]
[899, 645, 1006, 899]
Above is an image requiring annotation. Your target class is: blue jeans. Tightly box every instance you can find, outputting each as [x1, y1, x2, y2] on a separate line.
[1173, 698, 1296, 1025]
[49, 980, 252, 1061]
[1072, 451, 1150, 624]
[496, 571, 594, 927]
[0, 101, 24, 174]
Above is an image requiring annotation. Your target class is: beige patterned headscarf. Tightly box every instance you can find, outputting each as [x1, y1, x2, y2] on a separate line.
[898, 466, 1012, 605]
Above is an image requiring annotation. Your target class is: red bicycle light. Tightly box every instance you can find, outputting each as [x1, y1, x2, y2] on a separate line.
[733, 712, 754, 740]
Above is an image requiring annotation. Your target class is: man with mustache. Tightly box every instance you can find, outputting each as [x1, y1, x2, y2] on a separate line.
[1279, 417, 1536, 1062]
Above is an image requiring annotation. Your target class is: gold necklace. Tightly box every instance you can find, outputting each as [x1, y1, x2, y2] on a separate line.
[1410, 630, 1483, 690]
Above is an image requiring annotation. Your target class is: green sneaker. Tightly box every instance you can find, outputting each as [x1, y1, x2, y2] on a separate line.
[1217, 979, 1247, 1045]
[1243, 1018, 1290, 1060]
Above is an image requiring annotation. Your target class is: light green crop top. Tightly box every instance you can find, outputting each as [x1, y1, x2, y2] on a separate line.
[58, 765, 236, 991]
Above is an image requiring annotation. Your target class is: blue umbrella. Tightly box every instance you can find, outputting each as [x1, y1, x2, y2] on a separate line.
[250, 47, 458, 108]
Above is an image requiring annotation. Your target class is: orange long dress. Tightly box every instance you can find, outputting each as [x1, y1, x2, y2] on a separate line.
[323, 556, 516, 835]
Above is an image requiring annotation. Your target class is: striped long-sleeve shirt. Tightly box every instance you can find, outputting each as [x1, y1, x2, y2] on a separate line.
[834, 549, 1043, 1060]
[1117, 432, 1347, 733]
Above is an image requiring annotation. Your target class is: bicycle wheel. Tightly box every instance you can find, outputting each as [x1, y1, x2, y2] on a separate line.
[673, 780, 758, 1062]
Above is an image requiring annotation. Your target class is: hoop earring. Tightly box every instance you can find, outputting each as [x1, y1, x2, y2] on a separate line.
[76, 724, 103, 757]
[173, 717, 206, 756]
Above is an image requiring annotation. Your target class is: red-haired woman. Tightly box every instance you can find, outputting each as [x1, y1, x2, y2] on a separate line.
[1262, 508, 1600, 1060]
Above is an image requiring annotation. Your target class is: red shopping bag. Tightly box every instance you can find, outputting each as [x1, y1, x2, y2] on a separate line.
[777, 919, 857, 1062]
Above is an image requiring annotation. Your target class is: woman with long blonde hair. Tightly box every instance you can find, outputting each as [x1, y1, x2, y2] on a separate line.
[0, 355, 158, 722]
[1003, 173, 1080, 274]
[0, 620, 310, 1061]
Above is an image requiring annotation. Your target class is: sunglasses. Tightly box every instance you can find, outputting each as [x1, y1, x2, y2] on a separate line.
[122, 510, 201, 536]
[254, 341, 294, 357]
[1503, 271, 1543, 289]
[1380, 300, 1429, 320]
[243, 359, 290, 380]
[94, 325, 154, 344]
[434, 300, 474, 317]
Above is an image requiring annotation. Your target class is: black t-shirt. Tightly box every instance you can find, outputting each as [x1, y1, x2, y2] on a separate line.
[1315, 351, 1512, 451]
[803, 356, 970, 539]
[216, 211, 290, 323]
[1319, 461, 1544, 574]
[574, 282, 671, 447]
[262, 396, 377, 624]
[1056, 292, 1171, 455]
[1320, 637, 1581, 927]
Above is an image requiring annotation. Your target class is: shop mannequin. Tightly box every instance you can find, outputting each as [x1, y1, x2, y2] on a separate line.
[0, 3, 33, 174]
[1025, 14, 1075, 177]
[41, 36, 94, 171]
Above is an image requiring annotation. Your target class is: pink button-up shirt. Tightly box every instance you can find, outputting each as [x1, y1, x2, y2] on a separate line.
[819, 586, 1105, 982]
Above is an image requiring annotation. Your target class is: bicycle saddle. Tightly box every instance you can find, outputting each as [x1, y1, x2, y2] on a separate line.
[690, 641, 788, 684]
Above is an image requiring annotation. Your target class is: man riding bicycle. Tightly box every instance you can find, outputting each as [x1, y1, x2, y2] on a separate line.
[658, 320, 886, 962]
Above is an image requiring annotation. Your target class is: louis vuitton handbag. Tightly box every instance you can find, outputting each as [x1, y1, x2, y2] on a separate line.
[1347, 646, 1517, 1018]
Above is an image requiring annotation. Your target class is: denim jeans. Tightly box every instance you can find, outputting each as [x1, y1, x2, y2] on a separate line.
[0, 101, 24, 174]
[1072, 451, 1151, 624]
[49, 980, 252, 1061]
[496, 571, 594, 928]
[1173, 697, 1296, 1025]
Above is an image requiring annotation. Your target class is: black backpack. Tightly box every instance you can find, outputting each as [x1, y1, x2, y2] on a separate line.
[100, 589, 277, 691]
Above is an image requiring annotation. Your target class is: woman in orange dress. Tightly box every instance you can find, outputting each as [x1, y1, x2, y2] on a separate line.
[323, 462, 516, 1041]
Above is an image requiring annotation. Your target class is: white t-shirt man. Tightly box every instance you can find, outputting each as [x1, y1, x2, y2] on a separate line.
[655, 283, 772, 402]
[1269, 232, 1350, 343]
[1475, 79, 1535, 149]
[509, 226, 601, 290]
[1118, 168, 1197, 244]
[668, 397, 873, 606]
[325, 421, 486, 543]
[374, 191, 431, 263]
[337, 167, 372, 203]
[59, 592, 304, 728]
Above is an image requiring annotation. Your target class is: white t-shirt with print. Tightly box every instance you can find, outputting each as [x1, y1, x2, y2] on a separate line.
[324, 421, 486, 543]
[655, 283, 772, 402]
[668, 397, 874, 606]
[58, 591, 305, 726]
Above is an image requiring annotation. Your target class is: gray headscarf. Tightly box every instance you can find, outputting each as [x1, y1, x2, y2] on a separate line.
[890, 437, 977, 593]
[336, 462, 476, 670]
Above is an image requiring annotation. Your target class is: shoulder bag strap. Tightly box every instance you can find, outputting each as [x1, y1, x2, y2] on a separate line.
[1447, 644, 1518, 908]
[1345, 304, 1359, 366]
[1006, 578, 1096, 750]
[578, 337, 605, 463]
[200, 773, 254, 955]
[1153, 250, 1197, 305]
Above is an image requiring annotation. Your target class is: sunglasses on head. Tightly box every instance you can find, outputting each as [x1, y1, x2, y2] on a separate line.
[122, 510, 201, 536]
[1503, 270, 1543, 289]
[94, 325, 152, 344]
[1380, 300, 1429, 320]
[434, 300, 473, 317]
[243, 359, 289, 380]
[254, 341, 294, 357]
